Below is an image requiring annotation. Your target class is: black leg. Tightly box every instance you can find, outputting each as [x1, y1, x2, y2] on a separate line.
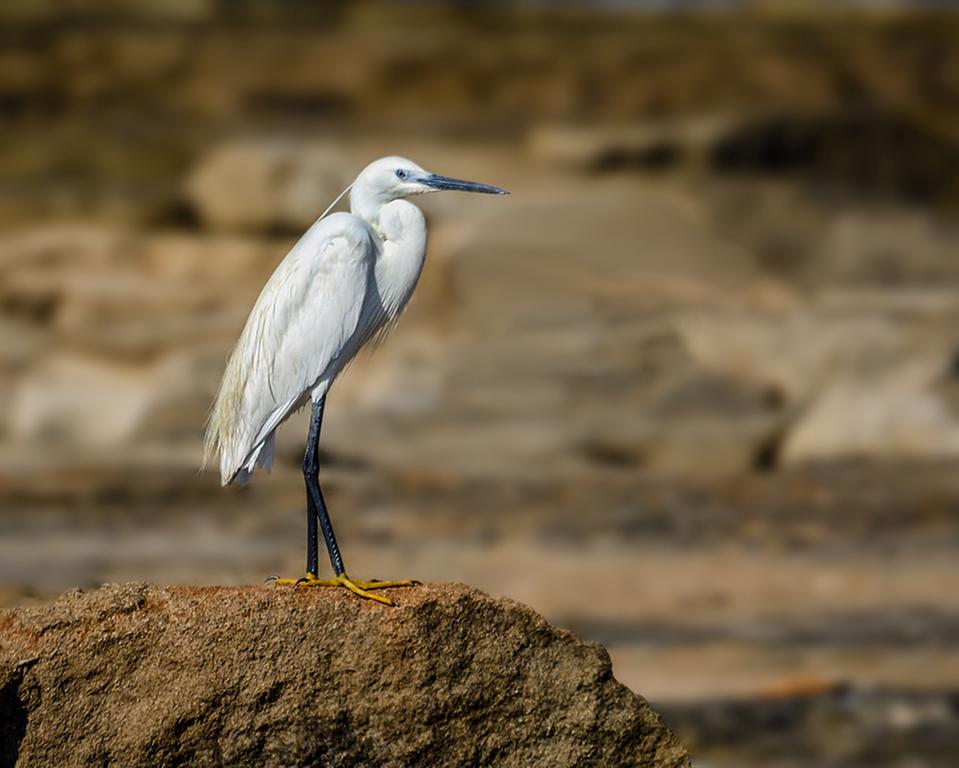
[303, 402, 320, 576]
[303, 396, 346, 577]
[305, 487, 319, 577]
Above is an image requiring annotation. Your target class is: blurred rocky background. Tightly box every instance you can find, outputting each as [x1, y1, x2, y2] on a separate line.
[2, 1, 959, 766]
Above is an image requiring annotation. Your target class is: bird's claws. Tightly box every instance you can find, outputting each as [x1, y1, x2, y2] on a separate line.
[268, 572, 420, 605]
[367, 578, 422, 586]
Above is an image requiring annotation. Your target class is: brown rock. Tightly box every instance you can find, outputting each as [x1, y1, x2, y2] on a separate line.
[185, 141, 353, 233]
[0, 583, 688, 768]
[781, 360, 959, 465]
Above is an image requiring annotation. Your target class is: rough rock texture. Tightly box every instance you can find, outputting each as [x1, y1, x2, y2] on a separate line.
[0, 583, 689, 768]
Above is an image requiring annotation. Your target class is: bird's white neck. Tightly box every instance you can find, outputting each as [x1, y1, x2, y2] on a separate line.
[349, 182, 392, 233]
[365, 199, 428, 320]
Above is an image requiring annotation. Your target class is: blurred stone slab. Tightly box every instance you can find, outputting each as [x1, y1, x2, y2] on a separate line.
[186, 140, 354, 232]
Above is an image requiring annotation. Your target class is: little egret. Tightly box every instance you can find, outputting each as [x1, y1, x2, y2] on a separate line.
[204, 156, 508, 604]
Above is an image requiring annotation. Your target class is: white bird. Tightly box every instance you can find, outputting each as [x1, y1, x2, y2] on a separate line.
[204, 156, 508, 604]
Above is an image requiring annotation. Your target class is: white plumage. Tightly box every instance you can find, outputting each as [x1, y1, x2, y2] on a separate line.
[204, 156, 506, 486]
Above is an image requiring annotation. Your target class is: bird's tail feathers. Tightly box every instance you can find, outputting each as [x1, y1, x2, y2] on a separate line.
[203, 344, 248, 486]
[230, 432, 275, 486]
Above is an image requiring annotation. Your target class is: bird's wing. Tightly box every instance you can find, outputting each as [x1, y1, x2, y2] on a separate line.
[205, 213, 377, 485]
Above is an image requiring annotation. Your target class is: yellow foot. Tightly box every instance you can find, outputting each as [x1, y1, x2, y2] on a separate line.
[266, 573, 420, 606]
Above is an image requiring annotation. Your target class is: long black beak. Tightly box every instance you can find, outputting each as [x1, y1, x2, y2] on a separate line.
[421, 173, 509, 195]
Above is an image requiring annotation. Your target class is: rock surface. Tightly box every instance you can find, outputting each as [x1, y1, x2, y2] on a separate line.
[0, 583, 689, 768]
[186, 140, 353, 233]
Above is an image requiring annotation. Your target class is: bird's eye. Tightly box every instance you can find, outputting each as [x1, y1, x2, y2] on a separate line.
[395, 169, 408, 180]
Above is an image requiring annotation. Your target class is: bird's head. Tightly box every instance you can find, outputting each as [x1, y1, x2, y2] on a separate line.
[350, 156, 508, 220]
